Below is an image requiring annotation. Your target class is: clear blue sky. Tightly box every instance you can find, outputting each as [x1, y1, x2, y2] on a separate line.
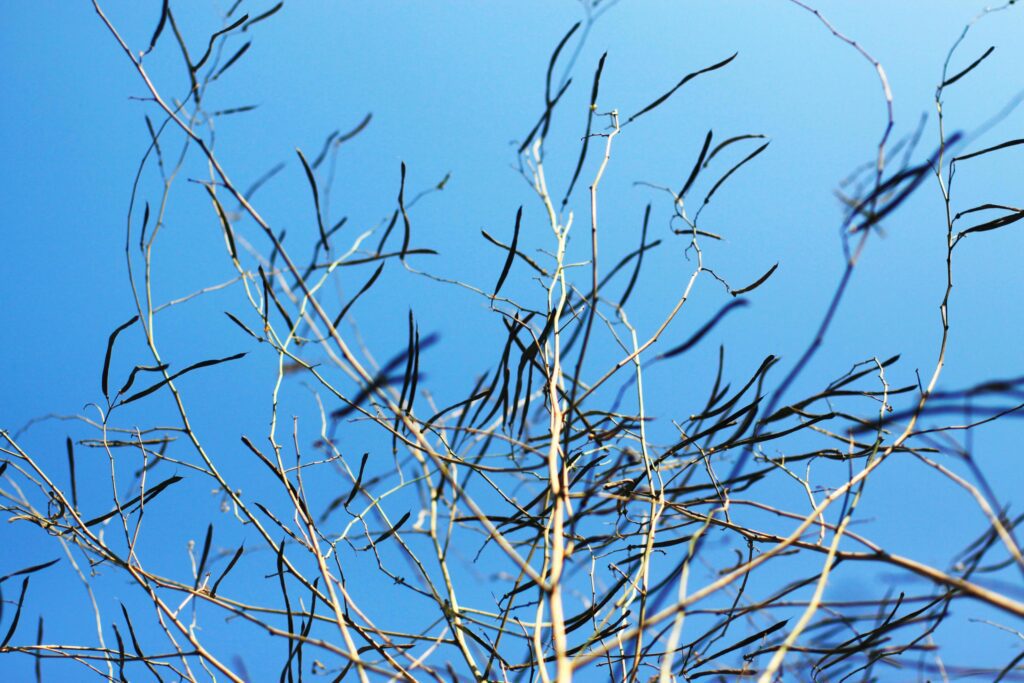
[3, 1, 1024, 680]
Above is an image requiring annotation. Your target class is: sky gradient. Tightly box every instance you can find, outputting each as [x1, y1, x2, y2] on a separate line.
[3, 1, 1024, 680]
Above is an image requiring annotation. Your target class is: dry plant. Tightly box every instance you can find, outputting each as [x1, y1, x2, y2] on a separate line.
[3, 1, 1024, 681]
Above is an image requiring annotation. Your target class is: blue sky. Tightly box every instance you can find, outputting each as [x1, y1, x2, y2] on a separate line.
[3, 1, 1024, 680]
